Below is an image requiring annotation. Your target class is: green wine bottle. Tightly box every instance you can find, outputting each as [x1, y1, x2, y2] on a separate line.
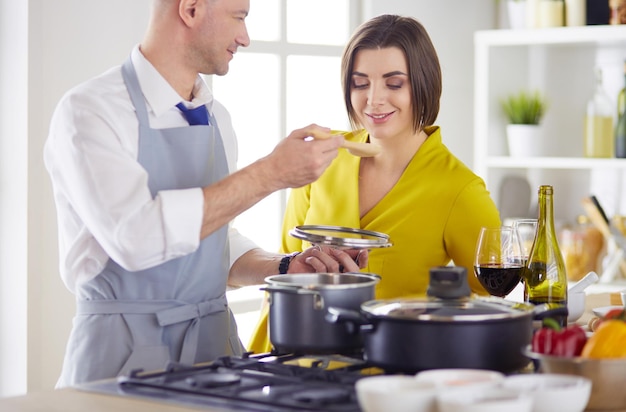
[523, 185, 568, 326]
[615, 61, 626, 158]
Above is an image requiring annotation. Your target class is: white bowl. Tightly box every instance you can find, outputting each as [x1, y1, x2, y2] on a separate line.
[356, 375, 438, 412]
[524, 350, 626, 410]
[415, 368, 504, 390]
[437, 387, 533, 412]
[567, 292, 585, 322]
[502, 373, 591, 412]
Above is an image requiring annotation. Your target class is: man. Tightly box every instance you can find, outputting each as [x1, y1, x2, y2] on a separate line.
[44, 0, 361, 387]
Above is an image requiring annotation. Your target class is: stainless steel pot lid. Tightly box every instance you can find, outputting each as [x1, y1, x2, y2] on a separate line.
[288, 225, 393, 249]
[360, 296, 535, 322]
[265, 273, 380, 290]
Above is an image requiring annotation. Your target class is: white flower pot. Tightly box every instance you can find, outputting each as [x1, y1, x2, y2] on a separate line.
[506, 124, 544, 157]
[507, 0, 527, 29]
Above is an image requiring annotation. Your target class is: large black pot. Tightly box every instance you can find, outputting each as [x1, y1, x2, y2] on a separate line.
[327, 266, 567, 373]
[263, 273, 380, 354]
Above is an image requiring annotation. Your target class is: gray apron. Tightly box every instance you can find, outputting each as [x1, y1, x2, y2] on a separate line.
[57, 57, 244, 387]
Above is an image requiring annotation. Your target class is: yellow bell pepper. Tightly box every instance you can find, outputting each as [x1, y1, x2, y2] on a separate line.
[581, 319, 626, 359]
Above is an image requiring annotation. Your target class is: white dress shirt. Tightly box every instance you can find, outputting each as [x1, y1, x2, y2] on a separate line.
[45, 45, 258, 292]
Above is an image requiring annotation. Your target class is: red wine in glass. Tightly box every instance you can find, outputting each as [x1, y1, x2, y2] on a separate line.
[474, 263, 524, 297]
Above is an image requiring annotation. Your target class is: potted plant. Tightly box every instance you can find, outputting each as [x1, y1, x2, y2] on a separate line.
[500, 90, 548, 157]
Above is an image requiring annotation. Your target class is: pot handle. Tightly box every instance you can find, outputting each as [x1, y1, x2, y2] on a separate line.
[531, 303, 568, 320]
[261, 285, 324, 310]
[325, 307, 374, 335]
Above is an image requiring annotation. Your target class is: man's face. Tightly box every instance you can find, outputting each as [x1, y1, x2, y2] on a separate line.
[191, 0, 251, 76]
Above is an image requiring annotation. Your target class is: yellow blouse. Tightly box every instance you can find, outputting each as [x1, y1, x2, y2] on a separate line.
[248, 126, 501, 352]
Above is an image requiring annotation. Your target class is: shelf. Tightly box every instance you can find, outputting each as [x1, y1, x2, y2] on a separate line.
[475, 25, 626, 47]
[474, 25, 626, 222]
[486, 156, 626, 169]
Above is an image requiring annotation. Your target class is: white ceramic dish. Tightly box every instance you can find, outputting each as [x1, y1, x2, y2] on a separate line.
[415, 369, 505, 392]
[502, 373, 591, 412]
[437, 387, 533, 412]
[567, 291, 585, 322]
[524, 349, 626, 410]
[356, 375, 438, 412]
[592, 305, 623, 318]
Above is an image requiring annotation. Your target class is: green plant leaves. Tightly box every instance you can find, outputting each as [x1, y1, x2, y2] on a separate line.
[500, 90, 548, 125]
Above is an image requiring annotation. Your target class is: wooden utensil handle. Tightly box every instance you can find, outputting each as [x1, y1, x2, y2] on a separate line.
[581, 197, 626, 279]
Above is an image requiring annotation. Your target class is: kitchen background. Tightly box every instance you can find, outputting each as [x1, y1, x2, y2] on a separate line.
[1, 0, 625, 399]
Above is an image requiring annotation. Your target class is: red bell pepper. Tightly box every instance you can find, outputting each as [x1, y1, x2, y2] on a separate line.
[531, 318, 588, 357]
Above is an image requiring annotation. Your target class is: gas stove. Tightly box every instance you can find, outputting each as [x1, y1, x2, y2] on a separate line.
[78, 352, 383, 411]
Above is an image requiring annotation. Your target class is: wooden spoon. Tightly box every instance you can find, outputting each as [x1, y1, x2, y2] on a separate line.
[310, 131, 381, 157]
[340, 140, 382, 157]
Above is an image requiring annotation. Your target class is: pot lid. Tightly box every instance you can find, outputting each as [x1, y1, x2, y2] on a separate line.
[362, 266, 536, 321]
[288, 225, 393, 249]
[360, 296, 535, 322]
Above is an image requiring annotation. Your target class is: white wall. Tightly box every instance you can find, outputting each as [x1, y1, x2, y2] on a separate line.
[363, 0, 497, 168]
[0, 0, 151, 396]
[0, 0, 497, 396]
[0, 0, 28, 397]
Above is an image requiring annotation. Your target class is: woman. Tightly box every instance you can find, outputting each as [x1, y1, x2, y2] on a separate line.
[248, 14, 500, 353]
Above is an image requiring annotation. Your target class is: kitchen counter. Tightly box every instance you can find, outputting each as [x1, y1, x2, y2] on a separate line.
[1, 292, 624, 412]
[0, 386, 210, 412]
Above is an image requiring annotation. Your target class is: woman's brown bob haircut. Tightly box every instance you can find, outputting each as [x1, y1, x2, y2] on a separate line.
[341, 14, 442, 133]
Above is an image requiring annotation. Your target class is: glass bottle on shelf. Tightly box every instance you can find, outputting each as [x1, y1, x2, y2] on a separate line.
[565, 0, 586, 26]
[538, 0, 564, 27]
[616, 61, 626, 158]
[584, 67, 614, 158]
[523, 185, 568, 327]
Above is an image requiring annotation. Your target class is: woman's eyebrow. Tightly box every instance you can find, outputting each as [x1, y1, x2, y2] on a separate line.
[383, 71, 407, 78]
[352, 71, 407, 78]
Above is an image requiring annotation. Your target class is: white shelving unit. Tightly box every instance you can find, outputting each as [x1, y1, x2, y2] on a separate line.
[474, 25, 626, 223]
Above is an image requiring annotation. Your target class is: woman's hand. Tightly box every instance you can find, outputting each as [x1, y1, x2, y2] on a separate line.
[288, 246, 369, 273]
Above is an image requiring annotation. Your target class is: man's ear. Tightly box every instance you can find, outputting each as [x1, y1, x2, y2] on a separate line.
[179, 0, 200, 27]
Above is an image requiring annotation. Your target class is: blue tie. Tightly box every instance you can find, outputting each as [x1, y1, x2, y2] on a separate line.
[176, 102, 209, 125]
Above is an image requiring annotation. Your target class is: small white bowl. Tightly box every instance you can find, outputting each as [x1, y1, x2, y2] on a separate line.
[356, 375, 438, 412]
[502, 373, 591, 412]
[415, 368, 504, 390]
[567, 292, 585, 322]
[437, 387, 533, 412]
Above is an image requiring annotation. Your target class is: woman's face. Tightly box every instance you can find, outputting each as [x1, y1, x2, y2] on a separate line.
[350, 47, 414, 140]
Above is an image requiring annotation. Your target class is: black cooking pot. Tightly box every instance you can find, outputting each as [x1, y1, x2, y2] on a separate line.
[327, 266, 567, 373]
[263, 273, 380, 354]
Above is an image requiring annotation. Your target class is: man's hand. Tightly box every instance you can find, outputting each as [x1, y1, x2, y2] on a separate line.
[260, 124, 344, 191]
[288, 246, 369, 274]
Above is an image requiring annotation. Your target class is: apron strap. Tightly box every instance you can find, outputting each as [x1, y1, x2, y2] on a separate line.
[121, 56, 150, 126]
[77, 296, 228, 365]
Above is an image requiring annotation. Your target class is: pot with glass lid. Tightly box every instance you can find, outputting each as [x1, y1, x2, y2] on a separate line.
[327, 266, 567, 373]
[263, 272, 380, 354]
[262, 225, 391, 354]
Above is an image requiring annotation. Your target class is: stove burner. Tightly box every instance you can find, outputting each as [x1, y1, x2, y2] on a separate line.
[81, 353, 371, 411]
[292, 388, 352, 404]
[185, 373, 241, 388]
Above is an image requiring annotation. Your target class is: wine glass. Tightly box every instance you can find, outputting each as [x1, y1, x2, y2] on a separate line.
[473, 226, 525, 297]
[512, 219, 538, 265]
